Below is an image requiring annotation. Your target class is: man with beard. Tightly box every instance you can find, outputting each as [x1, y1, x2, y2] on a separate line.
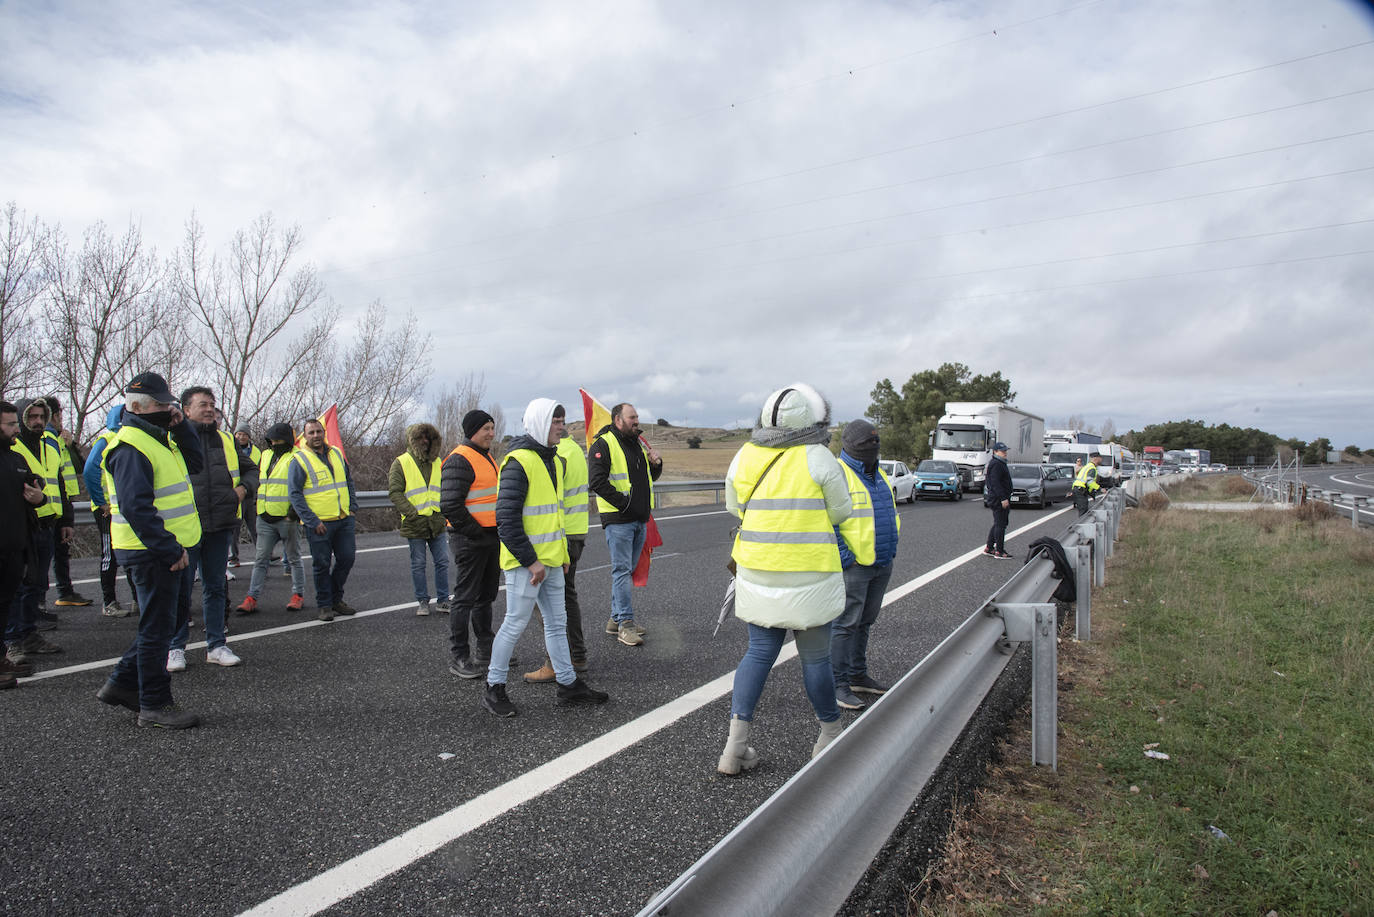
[5, 396, 73, 665]
[43, 396, 92, 609]
[0, 401, 48, 688]
[588, 403, 662, 647]
[289, 418, 357, 622]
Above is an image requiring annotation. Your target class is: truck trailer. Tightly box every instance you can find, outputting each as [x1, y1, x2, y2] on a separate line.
[931, 402, 1044, 492]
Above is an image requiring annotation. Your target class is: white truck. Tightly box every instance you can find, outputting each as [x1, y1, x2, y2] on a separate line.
[930, 402, 1045, 492]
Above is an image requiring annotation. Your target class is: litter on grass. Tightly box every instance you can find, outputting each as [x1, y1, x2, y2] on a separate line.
[439, 752, 456, 761]
[1144, 750, 1170, 760]
[1208, 825, 1231, 842]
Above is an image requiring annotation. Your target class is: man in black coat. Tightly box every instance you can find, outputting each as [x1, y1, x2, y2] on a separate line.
[0, 401, 48, 688]
[983, 442, 1014, 559]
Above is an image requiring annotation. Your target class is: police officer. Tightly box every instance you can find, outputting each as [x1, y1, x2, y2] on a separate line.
[1073, 451, 1104, 516]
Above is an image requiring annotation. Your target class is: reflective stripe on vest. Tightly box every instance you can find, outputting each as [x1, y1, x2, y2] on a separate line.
[1072, 462, 1100, 492]
[498, 448, 569, 570]
[12, 438, 61, 519]
[836, 463, 900, 567]
[557, 436, 589, 536]
[105, 425, 202, 550]
[593, 431, 654, 514]
[451, 444, 498, 527]
[397, 452, 441, 517]
[293, 446, 350, 520]
[731, 443, 840, 572]
[45, 431, 80, 498]
[256, 449, 295, 515]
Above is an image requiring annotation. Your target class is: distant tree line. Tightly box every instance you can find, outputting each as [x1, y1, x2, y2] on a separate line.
[1122, 420, 1364, 466]
[863, 362, 1015, 462]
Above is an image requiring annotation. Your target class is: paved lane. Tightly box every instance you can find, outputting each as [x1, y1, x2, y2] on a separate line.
[2, 496, 1077, 917]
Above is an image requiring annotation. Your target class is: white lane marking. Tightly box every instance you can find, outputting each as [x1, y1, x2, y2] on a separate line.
[66, 511, 731, 586]
[1330, 472, 1374, 491]
[235, 508, 1070, 917]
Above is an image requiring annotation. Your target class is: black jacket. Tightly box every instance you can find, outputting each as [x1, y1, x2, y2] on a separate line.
[984, 455, 1013, 503]
[0, 442, 43, 555]
[588, 425, 662, 525]
[495, 435, 562, 568]
[15, 423, 73, 529]
[440, 439, 499, 541]
[188, 421, 258, 533]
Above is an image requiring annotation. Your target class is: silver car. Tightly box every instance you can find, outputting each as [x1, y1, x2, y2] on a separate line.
[878, 460, 918, 504]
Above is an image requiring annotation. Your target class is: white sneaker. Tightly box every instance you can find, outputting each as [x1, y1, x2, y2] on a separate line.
[166, 648, 187, 672]
[206, 645, 242, 667]
[225, 568, 237, 581]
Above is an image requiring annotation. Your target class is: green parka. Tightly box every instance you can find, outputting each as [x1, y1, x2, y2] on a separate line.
[388, 423, 447, 540]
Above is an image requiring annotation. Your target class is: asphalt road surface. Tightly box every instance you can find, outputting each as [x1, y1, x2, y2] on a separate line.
[3, 493, 1079, 917]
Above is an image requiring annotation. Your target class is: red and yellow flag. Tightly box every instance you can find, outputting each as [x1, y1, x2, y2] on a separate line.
[297, 403, 346, 460]
[581, 387, 662, 585]
[579, 388, 612, 449]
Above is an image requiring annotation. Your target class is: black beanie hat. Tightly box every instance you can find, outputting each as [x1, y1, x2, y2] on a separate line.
[462, 409, 495, 439]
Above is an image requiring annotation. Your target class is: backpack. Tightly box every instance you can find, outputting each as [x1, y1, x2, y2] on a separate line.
[1025, 536, 1076, 603]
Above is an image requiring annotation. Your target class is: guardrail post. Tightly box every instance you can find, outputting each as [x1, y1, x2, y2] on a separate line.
[996, 602, 1059, 769]
[1092, 509, 1112, 560]
[1071, 544, 1091, 641]
[1093, 518, 1106, 586]
[1354, 496, 1368, 529]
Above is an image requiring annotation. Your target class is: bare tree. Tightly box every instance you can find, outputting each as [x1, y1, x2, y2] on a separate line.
[0, 202, 49, 399]
[433, 372, 505, 454]
[176, 212, 324, 429]
[1099, 417, 1117, 443]
[43, 219, 168, 443]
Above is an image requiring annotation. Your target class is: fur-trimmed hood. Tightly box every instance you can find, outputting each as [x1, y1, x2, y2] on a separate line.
[405, 422, 443, 462]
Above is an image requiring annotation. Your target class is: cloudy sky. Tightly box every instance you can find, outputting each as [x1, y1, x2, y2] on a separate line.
[4, 0, 1372, 448]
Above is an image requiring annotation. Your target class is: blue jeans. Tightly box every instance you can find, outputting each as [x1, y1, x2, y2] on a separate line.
[173, 528, 231, 652]
[107, 559, 182, 709]
[731, 623, 839, 723]
[407, 531, 450, 603]
[304, 516, 356, 609]
[6, 525, 53, 642]
[831, 563, 893, 685]
[604, 521, 646, 624]
[488, 566, 574, 687]
[247, 516, 306, 598]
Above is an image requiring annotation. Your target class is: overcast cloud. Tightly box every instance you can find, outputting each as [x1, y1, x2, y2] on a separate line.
[4, 0, 1372, 448]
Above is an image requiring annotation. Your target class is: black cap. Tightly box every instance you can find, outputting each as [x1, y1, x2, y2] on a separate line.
[265, 422, 295, 443]
[124, 372, 177, 404]
[42, 395, 62, 414]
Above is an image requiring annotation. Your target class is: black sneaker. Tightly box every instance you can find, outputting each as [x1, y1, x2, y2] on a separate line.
[137, 704, 201, 729]
[0, 657, 34, 678]
[332, 601, 358, 616]
[96, 681, 140, 712]
[449, 657, 485, 680]
[835, 685, 867, 710]
[555, 677, 609, 706]
[850, 674, 890, 695]
[483, 683, 518, 717]
[994, 551, 1014, 560]
[55, 591, 93, 607]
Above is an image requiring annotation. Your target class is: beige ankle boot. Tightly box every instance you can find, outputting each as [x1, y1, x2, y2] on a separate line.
[811, 717, 844, 758]
[716, 716, 760, 775]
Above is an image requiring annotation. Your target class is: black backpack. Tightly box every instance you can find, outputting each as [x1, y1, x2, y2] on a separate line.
[1024, 536, 1076, 603]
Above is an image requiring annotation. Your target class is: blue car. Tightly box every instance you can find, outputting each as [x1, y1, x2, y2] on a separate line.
[914, 460, 963, 501]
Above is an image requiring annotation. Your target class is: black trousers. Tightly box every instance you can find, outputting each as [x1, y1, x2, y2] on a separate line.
[51, 526, 73, 593]
[0, 549, 27, 645]
[94, 510, 135, 605]
[449, 530, 500, 663]
[986, 506, 1009, 553]
[1074, 489, 1090, 516]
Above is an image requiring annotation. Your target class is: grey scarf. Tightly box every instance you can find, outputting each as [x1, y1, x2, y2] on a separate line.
[750, 423, 830, 448]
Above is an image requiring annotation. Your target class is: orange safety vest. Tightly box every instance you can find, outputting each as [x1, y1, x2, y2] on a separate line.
[450, 444, 498, 528]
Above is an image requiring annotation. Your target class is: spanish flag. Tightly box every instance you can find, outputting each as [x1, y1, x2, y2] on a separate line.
[581, 388, 662, 585]
[297, 404, 346, 460]
[579, 388, 612, 448]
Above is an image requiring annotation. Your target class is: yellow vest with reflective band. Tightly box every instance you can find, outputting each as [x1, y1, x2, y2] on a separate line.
[731, 443, 841, 573]
[451, 444, 498, 528]
[45, 431, 80, 498]
[104, 425, 202, 550]
[91, 429, 115, 508]
[593, 431, 655, 514]
[293, 446, 350, 520]
[12, 437, 61, 520]
[1072, 461, 1101, 493]
[557, 436, 589, 537]
[397, 452, 442, 518]
[256, 449, 295, 516]
[498, 448, 569, 570]
[837, 463, 901, 567]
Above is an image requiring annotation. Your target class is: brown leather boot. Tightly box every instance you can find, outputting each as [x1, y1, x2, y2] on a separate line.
[523, 662, 556, 684]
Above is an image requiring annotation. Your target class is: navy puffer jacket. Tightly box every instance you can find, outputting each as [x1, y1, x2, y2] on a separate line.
[836, 450, 899, 568]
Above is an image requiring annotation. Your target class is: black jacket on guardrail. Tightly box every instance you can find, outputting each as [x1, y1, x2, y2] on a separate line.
[1026, 535, 1076, 602]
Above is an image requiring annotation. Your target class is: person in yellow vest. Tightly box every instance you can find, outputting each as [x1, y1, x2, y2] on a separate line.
[1, 399, 49, 686]
[482, 399, 608, 717]
[388, 422, 450, 616]
[831, 420, 901, 712]
[94, 371, 205, 729]
[229, 427, 261, 567]
[588, 402, 662, 646]
[236, 422, 307, 614]
[4, 396, 73, 663]
[288, 417, 357, 622]
[440, 409, 502, 679]
[1072, 451, 1104, 516]
[717, 383, 852, 776]
[523, 423, 591, 682]
[42, 396, 93, 609]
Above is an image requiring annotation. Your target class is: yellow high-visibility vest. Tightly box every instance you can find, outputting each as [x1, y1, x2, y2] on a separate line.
[731, 442, 840, 573]
[104, 425, 202, 550]
[396, 452, 442, 518]
[45, 431, 80, 499]
[292, 446, 350, 520]
[837, 462, 900, 567]
[1072, 461, 1101, 493]
[498, 448, 569, 570]
[557, 436, 589, 537]
[12, 438, 61, 520]
[593, 431, 654, 514]
[256, 449, 295, 516]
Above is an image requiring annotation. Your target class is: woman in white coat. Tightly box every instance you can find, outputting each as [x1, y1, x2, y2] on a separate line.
[717, 383, 853, 775]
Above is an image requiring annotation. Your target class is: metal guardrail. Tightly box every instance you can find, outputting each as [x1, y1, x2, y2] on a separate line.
[1243, 468, 1372, 529]
[637, 489, 1126, 917]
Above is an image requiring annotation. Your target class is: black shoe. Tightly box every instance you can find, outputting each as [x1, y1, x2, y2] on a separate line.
[0, 657, 34, 678]
[55, 591, 92, 607]
[137, 704, 201, 729]
[555, 677, 609, 706]
[97, 681, 140, 712]
[835, 685, 867, 710]
[332, 601, 358, 616]
[449, 657, 485, 680]
[850, 674, 890, 695]
[35, 612, 58, 632]
[994, 551, 1014, 559]
[483, 683, 518, 717]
